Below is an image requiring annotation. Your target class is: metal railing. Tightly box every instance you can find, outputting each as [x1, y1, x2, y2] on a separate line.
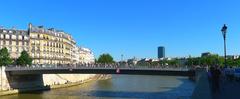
[5, 64, 190, 72]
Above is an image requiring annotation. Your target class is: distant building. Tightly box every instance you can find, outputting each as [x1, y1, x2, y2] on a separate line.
[201, 52, 219, 57]
[127, 57, 138, 65]
[227, 55, 240, 60]
[78, 47, 95, 64]
[201, 52, 211, 57]
[158, 46, 165, 58]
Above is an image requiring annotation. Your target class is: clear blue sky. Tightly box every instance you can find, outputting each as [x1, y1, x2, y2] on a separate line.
[1, 0, 240, 61]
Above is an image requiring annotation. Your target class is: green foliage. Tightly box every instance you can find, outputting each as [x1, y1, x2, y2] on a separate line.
[97, 53, 114, 63]
[16, 51, 32, 66]
[158, 60, 167, 66]
[185, 54, 240, 67]
[168, 60, 179, 66]
[0, 47, 13, 66]
[136, 59, 180, 67]
[150, 61, 159, 66]
[136, 61, 150, 66]
[200, 55, 219, 66]
[235, 58, 240, 66]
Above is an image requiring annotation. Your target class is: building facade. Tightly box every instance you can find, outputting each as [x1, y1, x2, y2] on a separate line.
[0, 23, 94, 65]
[78, 47, 95, 64]
[0, 29, 29, 60]
[158, 46, 165, 58]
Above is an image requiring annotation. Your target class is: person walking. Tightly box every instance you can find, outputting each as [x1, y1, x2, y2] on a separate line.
[211, 65, 221, 93]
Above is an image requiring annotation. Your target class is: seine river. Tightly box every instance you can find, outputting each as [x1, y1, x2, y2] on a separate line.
[2, 75, 195, 99]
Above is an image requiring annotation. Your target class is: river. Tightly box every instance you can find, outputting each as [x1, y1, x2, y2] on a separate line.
[2, 75, 195, 99]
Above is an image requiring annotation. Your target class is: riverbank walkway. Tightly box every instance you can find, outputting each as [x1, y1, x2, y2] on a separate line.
[191, 69, 211, 99]
[192, 69, 240, 99]
[213, 79, 240, 99]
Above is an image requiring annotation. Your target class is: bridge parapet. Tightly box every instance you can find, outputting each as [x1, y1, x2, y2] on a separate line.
[5, 65, 191, 71]
[5, 65, 195, 77]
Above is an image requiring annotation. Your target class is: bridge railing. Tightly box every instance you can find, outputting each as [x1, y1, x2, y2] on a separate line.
[5, 64, 191, 71]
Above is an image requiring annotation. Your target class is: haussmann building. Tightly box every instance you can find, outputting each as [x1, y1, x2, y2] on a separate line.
[0, 23, 94, 65]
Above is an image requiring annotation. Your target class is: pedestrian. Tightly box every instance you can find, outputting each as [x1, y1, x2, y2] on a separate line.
[211, 65, 221, 93]
[229, 66, 235, 82]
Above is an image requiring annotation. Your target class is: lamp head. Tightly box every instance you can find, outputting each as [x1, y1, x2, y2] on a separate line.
[221, 24, 227, 34]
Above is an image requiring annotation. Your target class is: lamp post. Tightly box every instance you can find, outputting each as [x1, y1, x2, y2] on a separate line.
[121, 54, 123, 62]
[221, 24, 227, 67]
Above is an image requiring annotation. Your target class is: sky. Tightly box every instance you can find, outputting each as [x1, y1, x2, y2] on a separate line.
[0, 0, 240, 61]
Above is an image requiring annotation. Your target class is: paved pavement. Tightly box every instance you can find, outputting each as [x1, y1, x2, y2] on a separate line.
[213, 78, 240, 99]
[191, 70, 211, 99]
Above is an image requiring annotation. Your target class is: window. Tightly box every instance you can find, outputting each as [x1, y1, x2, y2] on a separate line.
[9, 47, 12, 52]
[5, 41, 9, 45]
[25, 36, 28, 40]
[12, 41, 16, 46]
[18, 35, 22, 40]
[19, 42, 22, 46]
[6, 34, 10, 39]
[12, 35, 16, 39]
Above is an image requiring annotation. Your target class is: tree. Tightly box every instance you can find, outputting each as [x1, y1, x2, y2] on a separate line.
[185, 57, 194, 66]
[16, 50, 32, 66]
[0, 47, 12, 90]
[159, 60, 168, 66]
[168, 60, 179, 66]
[0, 47, 13, 66]
[235, 58, 240, 67]
[201, 55, 220, 66]
[97, 53, 114, 63]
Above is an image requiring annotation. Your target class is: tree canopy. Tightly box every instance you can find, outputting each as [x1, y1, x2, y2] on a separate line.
[97, 53, 114, 63]
[16, 50, 32, 66]
[0, 47, 13, 66]
[185, 54, 240, 67]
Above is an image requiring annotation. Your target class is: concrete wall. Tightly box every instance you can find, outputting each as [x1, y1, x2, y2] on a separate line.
[0, 66, 96, 91]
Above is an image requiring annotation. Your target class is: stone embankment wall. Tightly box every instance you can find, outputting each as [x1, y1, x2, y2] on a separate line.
[0, 67, 10, 90]
[0, 66, 96, 91]
[43, 74, 96, 86]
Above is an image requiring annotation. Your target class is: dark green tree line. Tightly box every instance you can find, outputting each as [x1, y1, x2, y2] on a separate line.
[97, 53, 115, 63]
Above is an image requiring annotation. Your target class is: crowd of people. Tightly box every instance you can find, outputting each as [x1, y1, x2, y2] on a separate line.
[208, 65, 237, 93]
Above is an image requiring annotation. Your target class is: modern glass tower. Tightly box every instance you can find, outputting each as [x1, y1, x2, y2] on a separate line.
[158, 46, 165, 58]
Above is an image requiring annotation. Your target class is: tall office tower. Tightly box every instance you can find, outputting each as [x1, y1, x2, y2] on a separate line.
[158, 46, 165, 58]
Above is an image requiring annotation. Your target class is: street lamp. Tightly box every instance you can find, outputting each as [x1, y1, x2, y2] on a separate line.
[221, 24, 227, 67]
[121, 54, 123, 62]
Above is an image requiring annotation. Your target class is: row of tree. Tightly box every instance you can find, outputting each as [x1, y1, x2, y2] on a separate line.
[136, 59, 179, 67]
[186, 55, 240, 67]
[136, 55, 240, 67]
[87, 53, 240, 67]
[2, 48, 239, 67]
[0, 47, 32, 67]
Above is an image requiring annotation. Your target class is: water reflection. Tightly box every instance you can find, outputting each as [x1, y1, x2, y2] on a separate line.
[2, 75, 195, 99]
